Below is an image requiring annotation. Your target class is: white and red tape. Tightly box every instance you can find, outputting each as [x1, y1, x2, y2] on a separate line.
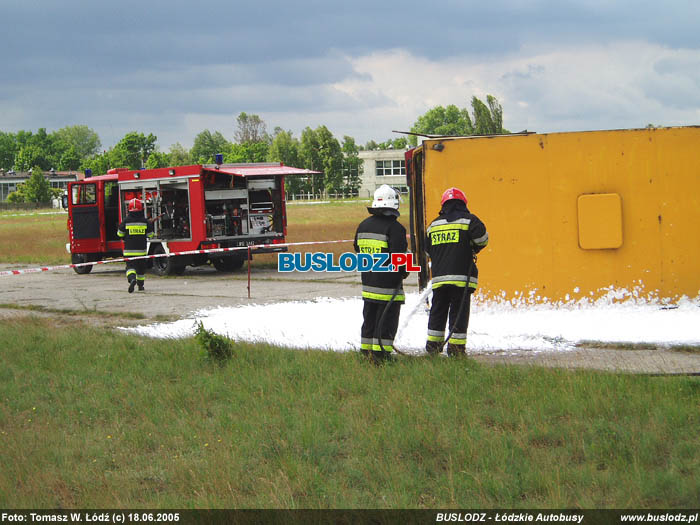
[0, 239, 354, 277]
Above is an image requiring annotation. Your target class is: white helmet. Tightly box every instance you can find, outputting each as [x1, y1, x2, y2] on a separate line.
[371, 184, 400, 210]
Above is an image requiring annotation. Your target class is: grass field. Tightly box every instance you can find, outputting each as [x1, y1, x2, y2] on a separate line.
[0, 210, 69, 265]
[0, 317, 698, 508]
[1, 202, 698, 509]
[0, 202, 408, 267]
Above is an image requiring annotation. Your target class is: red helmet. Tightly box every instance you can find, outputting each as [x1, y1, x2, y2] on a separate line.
[128, 198, 144, 212]
[441, 187, 467, 206]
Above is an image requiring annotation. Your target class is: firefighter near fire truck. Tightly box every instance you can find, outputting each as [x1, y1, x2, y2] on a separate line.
[64, 163, 318, 277]
[117, 198, 154, 293]
[425, 187, 489, 356]
[354, 185, 408, 363]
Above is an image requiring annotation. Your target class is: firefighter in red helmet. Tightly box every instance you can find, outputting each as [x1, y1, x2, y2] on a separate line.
[425, 187, 489, 356]
[117, 198, 154, 293]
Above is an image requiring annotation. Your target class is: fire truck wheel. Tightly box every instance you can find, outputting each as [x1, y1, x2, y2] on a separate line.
[151, 245, 186, 276]
[71, 253, 94, 275]
[212, 255, 245, 272]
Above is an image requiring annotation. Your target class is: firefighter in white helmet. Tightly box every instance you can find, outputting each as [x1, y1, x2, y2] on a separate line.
[353, 185, 408, 363]
[117, 198, 154, 293]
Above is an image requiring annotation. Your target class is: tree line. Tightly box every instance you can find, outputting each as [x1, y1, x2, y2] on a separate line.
[1, 96, 507, 202]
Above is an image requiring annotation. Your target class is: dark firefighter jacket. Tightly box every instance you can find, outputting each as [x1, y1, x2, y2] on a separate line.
[354, 210, 408, 303]
[117, 211, 154, 256]
[426, 200, 489, 290]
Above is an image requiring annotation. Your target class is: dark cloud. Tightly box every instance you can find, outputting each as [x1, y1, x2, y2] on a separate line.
[5, 1, 698, 73]
[1, 0, 698, 147]
[5, 1, 697, 71]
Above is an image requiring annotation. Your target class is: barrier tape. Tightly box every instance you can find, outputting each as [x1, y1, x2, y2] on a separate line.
[0, 239, 355, 277]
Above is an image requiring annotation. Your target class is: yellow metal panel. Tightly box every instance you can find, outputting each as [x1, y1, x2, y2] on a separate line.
[417, 127, 700, 302]
[577, 193, 623, 249]
[654, 127, 700, 298]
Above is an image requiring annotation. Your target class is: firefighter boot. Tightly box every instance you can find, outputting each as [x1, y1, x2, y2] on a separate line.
[446, 343, 466, 357]
[138, 282, 145, 291]
[370, 351, 385, 365]
[128, 279, 136, 294]
[425, 341, 443, 356]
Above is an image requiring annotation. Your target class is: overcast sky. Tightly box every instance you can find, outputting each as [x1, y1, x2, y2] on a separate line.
[2, 0, 699, 151]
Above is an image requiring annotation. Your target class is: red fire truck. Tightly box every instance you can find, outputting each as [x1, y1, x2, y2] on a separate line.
[65, 162, 317, 275]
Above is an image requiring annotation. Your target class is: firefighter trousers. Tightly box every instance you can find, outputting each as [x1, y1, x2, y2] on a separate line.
[427, 285, 472, 346]
[125, 259, 147, 286]
[361, 300, 401, 354]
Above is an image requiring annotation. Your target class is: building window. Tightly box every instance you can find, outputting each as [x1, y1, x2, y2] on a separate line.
[375, 185, 409, 196]
[376, 159, 405, 177]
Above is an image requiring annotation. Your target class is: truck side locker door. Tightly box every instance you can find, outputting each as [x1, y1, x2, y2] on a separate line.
[188, 174, 206, 241]
[69, 181, 102, 252]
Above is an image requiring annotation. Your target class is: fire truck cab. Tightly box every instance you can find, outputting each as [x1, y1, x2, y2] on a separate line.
[65, 162, 317, 275]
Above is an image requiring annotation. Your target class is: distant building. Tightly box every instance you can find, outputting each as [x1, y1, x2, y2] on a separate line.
[358, 149, 408, 199]
[0, 169, 80, 202]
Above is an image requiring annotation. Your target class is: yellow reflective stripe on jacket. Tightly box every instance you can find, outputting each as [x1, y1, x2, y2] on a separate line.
[362, 291, 405, 302]
[432, 274, 478, 289]
[472, 231, 489, 247]
[357, 238, 389, 253]
[428, 223, 470, 233]
[357, 232, 389, 242]
[430, 230, 459, 245]
[126, 224, 148, 235]
[432, 280, 477, 290]
[362, 285, 404, 302]
[427, 218, 470, 233]
[123, 251, 148, 256]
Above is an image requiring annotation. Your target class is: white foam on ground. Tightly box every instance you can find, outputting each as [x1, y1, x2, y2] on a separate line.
[122, 292, 700, 355]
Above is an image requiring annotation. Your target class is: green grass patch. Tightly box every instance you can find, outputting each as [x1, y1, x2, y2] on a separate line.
[0, 211, 69, 265]
[1, 316, 698, 508]
[0, 303, 147, 320]
[667, 345, 700, 355]
[285, 200, 370, 226]
[576, 341, 661, 351]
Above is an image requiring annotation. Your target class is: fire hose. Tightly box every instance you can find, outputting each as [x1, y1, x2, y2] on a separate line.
[378, 253, 476, 356]
[378, 284, 408, 356]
